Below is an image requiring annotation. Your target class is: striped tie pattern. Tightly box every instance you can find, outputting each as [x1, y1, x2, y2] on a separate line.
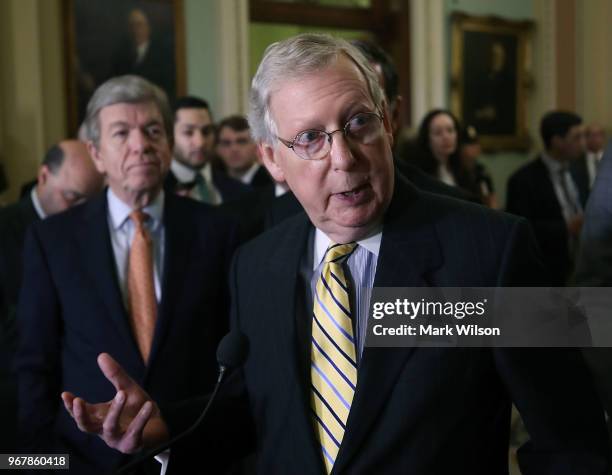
[127, 210, 157, 364]
[311, 242, 357, 473]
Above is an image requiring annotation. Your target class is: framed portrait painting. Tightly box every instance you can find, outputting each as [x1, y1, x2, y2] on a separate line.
[62, 0, 186, 134]
[450, 13, 534, 151]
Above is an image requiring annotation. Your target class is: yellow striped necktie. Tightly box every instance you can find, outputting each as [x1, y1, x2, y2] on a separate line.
[311, 242, 357, 473]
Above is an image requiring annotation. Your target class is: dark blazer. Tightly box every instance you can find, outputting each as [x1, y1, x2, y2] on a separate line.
[168, 177, 608, 474]
[15, 191, 238, 473]
[249, 165, 273, 188]
[575, 144, 612, 443]
[164, 168, 250, 204]
[506, 156, 588, 285]
[0, 193, 40, 452]
[571, 154, 592, 199]
[576, 143, 612, 284]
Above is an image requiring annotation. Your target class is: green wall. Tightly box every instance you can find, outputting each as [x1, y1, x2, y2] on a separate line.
[249, 23, 371, 78]
[184, 0, 221, 117]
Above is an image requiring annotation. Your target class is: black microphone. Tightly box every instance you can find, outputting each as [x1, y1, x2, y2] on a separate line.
[113, 331, 248, 474]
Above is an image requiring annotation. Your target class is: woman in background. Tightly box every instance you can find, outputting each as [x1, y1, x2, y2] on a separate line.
[414, 109, 462, 187]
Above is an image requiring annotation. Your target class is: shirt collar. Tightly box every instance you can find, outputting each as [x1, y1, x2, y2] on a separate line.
[107, 187, 164, 231]
[541, 152, 566, 174]
[170, 159, 199, 183]
[240, 162, 261, 184]
[313, 226, 382, 271]
[30, 186, 46, 219]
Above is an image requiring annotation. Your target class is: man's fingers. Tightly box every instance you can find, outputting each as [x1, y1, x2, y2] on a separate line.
[102, 391, 126, 439]
[120, 401, 154, 453]
[73, 397, 101, 433]
[61, 392, 75, 418]
[97, 353, 137, 392]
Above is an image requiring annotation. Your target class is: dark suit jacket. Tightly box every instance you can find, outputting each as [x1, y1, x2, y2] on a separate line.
[576, 143, 612, 284]
[571, 155, 592, 200]
[506, 155, 588, 286]
[15, 191, 238, 473]
[0, 193, 40, 452]
[167, 176, 608, 474]
[575, 144, 612, 438]
[249, 166, 273, 188]
[164, 168, 250, 204]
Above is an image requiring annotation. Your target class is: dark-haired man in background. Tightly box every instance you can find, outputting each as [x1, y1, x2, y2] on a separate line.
[216, 115, 272, 188]
[165, 96, 249, 204]
[506, 111, 588, 285]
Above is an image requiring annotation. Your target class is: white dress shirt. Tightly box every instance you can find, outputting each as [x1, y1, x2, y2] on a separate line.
[586, 150, 603, 189]
[106, 188, 165, 307]
[541, 153, 583, 224]
[30, 187, 46, 219]
[238, 162, 262, 185]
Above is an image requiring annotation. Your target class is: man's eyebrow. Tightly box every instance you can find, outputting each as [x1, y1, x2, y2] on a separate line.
[108, 120, 129, 129]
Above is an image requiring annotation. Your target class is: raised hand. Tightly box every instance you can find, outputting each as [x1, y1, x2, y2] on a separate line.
[61, 353, 169, 453]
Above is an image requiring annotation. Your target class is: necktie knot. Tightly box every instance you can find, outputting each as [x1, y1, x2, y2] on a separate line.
[324, 242, 357, 264]
[129, 210, 149, 230]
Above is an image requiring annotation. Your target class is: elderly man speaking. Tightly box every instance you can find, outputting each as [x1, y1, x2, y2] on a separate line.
[62, 35, 608, 474]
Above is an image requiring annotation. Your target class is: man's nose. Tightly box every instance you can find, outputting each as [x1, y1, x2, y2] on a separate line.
[194, 131, 209, 148]
[329, 132, 356, 170]
[128, 128, 150, 152]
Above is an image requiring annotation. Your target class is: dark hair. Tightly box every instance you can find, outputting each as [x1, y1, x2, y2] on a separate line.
[350, 39, 398, 103]
[540, 111, 582, 149]
[42, 144, 65, 174]
[173, 96, 211, 119]
[413, 109, 461, 176]
[217, 115, 250, 135]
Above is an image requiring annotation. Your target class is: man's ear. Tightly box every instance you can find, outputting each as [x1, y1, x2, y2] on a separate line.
[87, 141, 106, 174]
[37, 165, 49, 186]
[258, 142, 285, 183]
[380, 101, 394, 150]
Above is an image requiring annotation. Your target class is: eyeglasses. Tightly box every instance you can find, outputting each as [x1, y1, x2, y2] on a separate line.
[276, 111, 384, 161]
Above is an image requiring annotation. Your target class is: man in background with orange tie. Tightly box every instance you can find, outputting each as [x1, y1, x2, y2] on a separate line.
[14, 75, 238, 473]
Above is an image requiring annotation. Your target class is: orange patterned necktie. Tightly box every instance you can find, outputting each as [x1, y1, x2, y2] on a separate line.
[127, 210, 157, 363]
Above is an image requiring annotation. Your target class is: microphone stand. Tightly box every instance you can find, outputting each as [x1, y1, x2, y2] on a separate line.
[113, 366, 228, 475]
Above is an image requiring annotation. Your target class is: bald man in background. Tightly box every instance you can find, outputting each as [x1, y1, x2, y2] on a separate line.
[0, 139, 103, 451]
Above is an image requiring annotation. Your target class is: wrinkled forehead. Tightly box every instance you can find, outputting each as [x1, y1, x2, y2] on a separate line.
[269, 55, 373, 109]
[99, 100, 163, 124]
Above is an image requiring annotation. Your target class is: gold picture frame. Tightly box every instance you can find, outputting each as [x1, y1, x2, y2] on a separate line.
[450, 13, 534, 152]
[62, 0, 186, 135]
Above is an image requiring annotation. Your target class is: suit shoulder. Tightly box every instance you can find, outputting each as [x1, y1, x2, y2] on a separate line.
[234, 211, 307, 262]
[508, 156, 544, 183]
[420, 190, 523, 231]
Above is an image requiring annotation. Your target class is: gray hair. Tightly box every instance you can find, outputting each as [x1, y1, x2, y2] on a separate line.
[84, 75, 173, 146]
[248, 33, 385, 144]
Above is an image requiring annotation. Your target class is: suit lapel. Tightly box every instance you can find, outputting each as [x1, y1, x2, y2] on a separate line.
[268, 213, 326, 473]
[77, 194, 141, 363]
[333, 177, 444, 473]
[147, 194, 195, 369]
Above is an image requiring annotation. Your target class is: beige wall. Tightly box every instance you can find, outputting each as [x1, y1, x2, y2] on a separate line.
[576, 0, 612, 128]
[0, 0, 66, 204]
